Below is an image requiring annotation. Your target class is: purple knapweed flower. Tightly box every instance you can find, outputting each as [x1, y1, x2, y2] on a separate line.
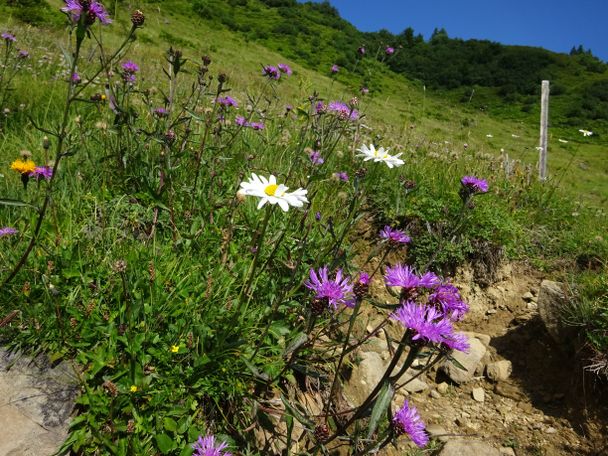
[385, 46, 395, 55]
[192, 434, 232, 456]
[235, 115, 247, 127]
[31, 166, 53, 181]
[262, 65, 281, 80]
[248, 121, 264, 130]
[442, 331, 470, 352]
[428, 283, 469, 321]
[330, 64, 339, 74]
[62, 0, 112, 25]
[393, 400, 428, 448]
[0, 227, 18, 237]
[71, 72, 81, 84]
[417, 271, 441, 289]
[392, 301, 453, 345]
[379, 226, 411, 245]
[121, 60, 139, 74]
[328, 101, 358, 121]
[17, 49, 29, 58]
[334, 172, 349, 182]
[315, 211, 322, 221]
[309, 150, 324, 165]
[354, 271, 370, 299]
[216, 96, 238, 108]
[460, 175, 488, 194]
[1, 32, 16, 43]
[305, 266, 355, 310]
[384, 264, 420, 291]
[277, 63, 292, 76]
[154, 107, 168, 118]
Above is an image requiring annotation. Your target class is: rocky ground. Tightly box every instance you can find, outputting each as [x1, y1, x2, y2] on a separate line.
[0, 348, 78, 456]
[344, 262, 608, 456]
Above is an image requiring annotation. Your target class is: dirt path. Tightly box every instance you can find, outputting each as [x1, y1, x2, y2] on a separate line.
[378, 262, 608, 455]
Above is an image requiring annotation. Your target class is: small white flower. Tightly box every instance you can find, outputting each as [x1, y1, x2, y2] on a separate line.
[356, 144, 404, 168]
[511, 134, 520, 138]
[239, 173, 308, 212]
[486, 134, 493, 138]
[579, 129, 593, 137]
[558, 139, 568, 143]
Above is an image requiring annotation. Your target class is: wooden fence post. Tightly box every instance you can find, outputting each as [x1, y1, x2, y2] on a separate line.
[539, 80, 550, 181]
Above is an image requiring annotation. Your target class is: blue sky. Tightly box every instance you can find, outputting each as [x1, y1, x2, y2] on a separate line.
[301, 0, 608, 61]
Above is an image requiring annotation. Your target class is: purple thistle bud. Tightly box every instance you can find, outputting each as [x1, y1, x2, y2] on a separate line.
[379, 226, 411, 245]
[71, 72, 81, 84]
[0, 227, 18, 237]
[360, 86, 369, 95]
[192, 434, 232, 456]
[277, 63, 292, 76]
[17, 49, 29, 58]
[262, 65, 281, 80]
[315, 211, 322, 221]
[330, 64, 339, 74]
[385, 46, 395, 55]
[392, 400, 428, 448]
[315, 101, 327, 114]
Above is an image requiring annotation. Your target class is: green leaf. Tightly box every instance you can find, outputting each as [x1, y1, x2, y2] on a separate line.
[0, 198, 39, 211]
[446, 354, 468, 371]
[155, 434, 176, 454]
[367, 382, 394, 439]
[163, 417, 178, 433]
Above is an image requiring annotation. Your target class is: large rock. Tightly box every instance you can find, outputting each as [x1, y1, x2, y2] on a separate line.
[486, 360, 512, 382]
[439, 336, 487, 384]
[439, 439, 501, 456]
[537, 280, 575, 344]
[0, 348, 78, 456]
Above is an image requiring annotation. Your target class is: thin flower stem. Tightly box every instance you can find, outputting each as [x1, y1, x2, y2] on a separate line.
[323, 297, 363, 415]
[237, 205, 273, 311]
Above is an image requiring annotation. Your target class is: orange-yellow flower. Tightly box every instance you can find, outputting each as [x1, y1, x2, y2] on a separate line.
[11, 159, 36, 175]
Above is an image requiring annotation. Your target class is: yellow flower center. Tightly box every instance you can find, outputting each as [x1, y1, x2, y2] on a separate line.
[264, 183, 279, 196]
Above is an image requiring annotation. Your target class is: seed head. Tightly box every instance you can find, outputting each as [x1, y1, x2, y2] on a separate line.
[131, 9, 145, 27]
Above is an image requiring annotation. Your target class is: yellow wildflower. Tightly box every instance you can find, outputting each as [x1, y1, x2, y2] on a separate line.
[130, 385, 138, 393]
[11, 159, 36, 175]
[170, 345, 179, 353]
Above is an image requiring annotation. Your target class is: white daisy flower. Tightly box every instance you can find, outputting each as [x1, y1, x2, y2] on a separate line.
[239, 173, 308, 212]
[356, 144, 404, 169]
[579, 129, 593, 137]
